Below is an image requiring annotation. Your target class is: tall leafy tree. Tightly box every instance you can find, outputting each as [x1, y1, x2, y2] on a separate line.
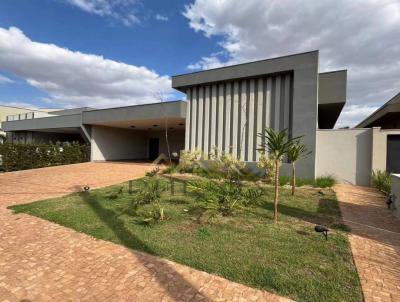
[258, 128, 297, 223]
[287, 141, 310, 196]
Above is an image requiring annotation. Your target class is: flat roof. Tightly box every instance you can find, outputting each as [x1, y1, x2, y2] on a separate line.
[172, 50, 319, 91]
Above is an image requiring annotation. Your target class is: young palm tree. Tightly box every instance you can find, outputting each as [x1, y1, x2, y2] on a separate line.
[258, 128, 298, 223]
[287, 141, 310, 196]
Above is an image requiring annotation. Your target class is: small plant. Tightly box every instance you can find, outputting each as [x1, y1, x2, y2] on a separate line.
[315, 175, 337, 188]
[178, 149, 202, 172]
[257, 128, 299, 223]
[371, 170, 391, 194]
[129, 177, 168, 211]
[287, 141, 310, 195]
[279, 175, 290, 186]
[257, 153, 275, 183]
[145, 167, 160, 177]
[188, 179, 263, 217]
[211, 150, 245, 180]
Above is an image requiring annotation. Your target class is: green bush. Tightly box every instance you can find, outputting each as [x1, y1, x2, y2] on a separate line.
[188, 179, 263, 217]
[371, 170, 391, 194]
[0, 142, 90, 172]
[314, 175, 337, 188]
[279, 175, 290, 186]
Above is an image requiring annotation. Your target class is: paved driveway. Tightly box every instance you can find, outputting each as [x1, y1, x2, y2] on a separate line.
[0, 162, 289, 302]
[336, 184, 400, 302]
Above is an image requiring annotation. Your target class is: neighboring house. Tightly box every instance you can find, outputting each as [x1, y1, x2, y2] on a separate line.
[357, 93, 400, 129]
[5, 50, 396, 185]
[0, 105, 56, 143]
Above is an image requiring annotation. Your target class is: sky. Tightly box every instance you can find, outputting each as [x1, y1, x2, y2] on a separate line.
[0, 0, 399, 127]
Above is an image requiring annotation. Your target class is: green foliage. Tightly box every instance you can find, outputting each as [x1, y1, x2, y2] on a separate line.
[315, 175, 337, 188]
[131, 177, 168, 207]
[0, 142, 90, 172]
[178, 149, 202, 172]
[210, 150, 246, 180]
[371, 170, 391, 194]
[188, 179, 263, 217]
[257, 153, 275, 183]
[279, 175, 290, 186]
[287, 140, 309, 163]
[145, 167, 160, 177]
[257, 128, 299, 162]
[279, 175, 336, 188]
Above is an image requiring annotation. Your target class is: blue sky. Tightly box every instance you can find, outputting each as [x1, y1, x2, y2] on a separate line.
[0, 0, 399, 127]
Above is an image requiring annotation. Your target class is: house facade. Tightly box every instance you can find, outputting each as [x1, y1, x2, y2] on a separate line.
[2, 51, 353, 181]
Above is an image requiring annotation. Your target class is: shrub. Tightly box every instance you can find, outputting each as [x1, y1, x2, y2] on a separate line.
[371, 170, 391, 194]
[257, 154, 275, 183]
[211, 151, 245, 180]
[279, 175, 290, 186]
[314, 175, 337, 188]
[0, 142, 90, 172]
[178, 150, 202, 172]
[188, 179, 263, 217]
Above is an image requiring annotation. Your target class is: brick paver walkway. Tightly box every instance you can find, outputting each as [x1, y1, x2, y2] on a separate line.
[335, 184, 400, 302]
[0, 162, 290, 302]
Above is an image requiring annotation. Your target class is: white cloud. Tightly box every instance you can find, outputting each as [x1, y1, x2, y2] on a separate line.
[0, 75, 14, 84]
[0, 101, 39, 109]
[0, 26, 172, 108]
[64, 0, 141, 26]
[183, 0, 400, 125]
[335, 105, 379, 128]
[155, 14, 168, 21]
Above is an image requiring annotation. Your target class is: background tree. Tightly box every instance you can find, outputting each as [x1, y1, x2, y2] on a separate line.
[287, 141, 310, 196]
[258, 128, 297, 223]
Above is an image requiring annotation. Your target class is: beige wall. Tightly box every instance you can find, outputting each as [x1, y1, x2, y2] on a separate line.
[372, 128, 400, 172]
[316, 127, 400, 186]
[316, 129, 372, 185]
[91, 126, 147, 161]
[146, 130, 185, 158]
[391, 174, 400, 218]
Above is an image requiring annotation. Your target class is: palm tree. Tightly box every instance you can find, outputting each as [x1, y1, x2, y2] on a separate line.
[287, 141, 310, 196]
[258, 128, 297, 223]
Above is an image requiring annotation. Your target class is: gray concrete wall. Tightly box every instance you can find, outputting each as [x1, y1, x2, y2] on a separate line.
[176, 51, 319, 179]
[146, 130, 185, 158]
[391, 174, 400, 218]
[91, 126, 147, 161]
[316, 129, 372, 185]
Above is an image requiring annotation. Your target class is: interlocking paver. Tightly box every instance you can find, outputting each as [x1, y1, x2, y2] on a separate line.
[335, 184, 400, 302]
[0, 162, 291, 302]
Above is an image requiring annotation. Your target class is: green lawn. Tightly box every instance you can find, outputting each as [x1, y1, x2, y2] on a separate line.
[10, 177, 362, 302]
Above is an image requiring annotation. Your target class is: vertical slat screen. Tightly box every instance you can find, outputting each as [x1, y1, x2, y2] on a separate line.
[185, 73, 292, 161]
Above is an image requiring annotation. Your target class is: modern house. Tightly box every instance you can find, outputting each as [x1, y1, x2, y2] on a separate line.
[3, 51, 347, 181]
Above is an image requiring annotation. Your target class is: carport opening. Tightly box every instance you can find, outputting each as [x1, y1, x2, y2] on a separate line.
[91, 119, 185, 162]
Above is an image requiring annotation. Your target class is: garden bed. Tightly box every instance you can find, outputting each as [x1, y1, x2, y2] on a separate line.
[10, 176, 362, 302]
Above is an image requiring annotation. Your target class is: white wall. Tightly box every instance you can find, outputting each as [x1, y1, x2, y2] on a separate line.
[391, 174, 400, 219]
[316, 129, 372, 185]
[91, 126, 147, 161]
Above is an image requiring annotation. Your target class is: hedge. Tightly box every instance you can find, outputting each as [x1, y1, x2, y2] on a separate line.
[0, 142, 90, 172]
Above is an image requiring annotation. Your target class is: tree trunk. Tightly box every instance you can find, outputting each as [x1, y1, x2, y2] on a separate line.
[274, 159, 280, 223]
[291, 162, 296, 196]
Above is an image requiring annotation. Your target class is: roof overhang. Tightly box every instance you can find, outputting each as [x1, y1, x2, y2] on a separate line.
[356, 93, 400, 128]
[82, 101, 187, 130]
[318, 70, 347, 129]
[2, 114, 82, 132]
[172, 51, 319, 91]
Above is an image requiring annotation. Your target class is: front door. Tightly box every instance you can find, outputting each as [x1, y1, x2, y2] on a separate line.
[149, 138, 159, 160]
[387, 135, 400, 173]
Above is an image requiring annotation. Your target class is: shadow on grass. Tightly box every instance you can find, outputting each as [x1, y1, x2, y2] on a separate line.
[257, 197, 345, 231]
[78, 191, 210, 301]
